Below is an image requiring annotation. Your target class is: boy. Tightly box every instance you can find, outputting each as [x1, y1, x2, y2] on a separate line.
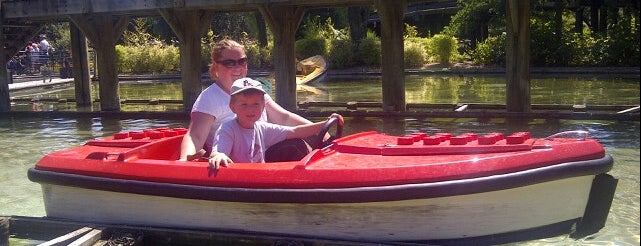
[208, 78, 342, 169]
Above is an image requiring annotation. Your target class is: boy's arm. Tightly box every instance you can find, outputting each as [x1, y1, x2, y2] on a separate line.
[208, 123, 235, 169]
[287, 113, 343, 139]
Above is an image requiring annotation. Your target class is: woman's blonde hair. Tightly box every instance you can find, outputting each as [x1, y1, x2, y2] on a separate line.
[209, 39, 245, 80]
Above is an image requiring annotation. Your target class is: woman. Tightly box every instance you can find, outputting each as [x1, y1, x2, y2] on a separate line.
[179, 39, 314, 161]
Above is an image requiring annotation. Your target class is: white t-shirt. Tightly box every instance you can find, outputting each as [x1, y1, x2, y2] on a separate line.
[39, 39, 50, 53]
[213, 119, 291, 163]
[191, 82, 270, 149]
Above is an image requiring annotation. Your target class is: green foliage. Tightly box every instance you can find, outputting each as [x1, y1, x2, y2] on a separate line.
[356, 31, 381, 66]
[328, 39, 355, 69]
[427, 34, 459, 65]
[404, 41, 427, 68]
[564, 32, 598, 65]
[297, 15, 351, 60]
[210, 12, 257, 41]
[299, 9, 349, 39]
[122, 18, 160, 46]
[443, 0, 505, 44]
[115, 44, 180, 74]
[527, 8, 640, 67]
[295, 38, 327, 59]
[259, 42, 274, 68]
[115, 45, 127, 70]
[245, 41, 273, 68]
[529, 18, 574, 66]
[404, 23, 419, 39]
[592, 13, 640, 66]
[470, 34, 506, 66]
[41, 22, 70, 52]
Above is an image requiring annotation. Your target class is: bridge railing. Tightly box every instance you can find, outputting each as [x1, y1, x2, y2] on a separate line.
[7, 50, 79, 79]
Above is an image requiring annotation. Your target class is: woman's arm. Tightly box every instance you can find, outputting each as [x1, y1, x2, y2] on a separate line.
[179, 111, 216, 161]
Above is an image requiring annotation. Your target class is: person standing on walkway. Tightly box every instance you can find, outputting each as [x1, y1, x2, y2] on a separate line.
[38, 35, 51, 66]
[179, 39, 320, 162]
[29, 42, 40, 73]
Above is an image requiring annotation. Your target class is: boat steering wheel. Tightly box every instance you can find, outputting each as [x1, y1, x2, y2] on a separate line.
[311, 116, 343, 149]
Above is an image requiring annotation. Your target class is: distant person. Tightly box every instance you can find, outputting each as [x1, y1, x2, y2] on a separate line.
[17, 54, 28, 75]
[29, 42, 40, 73]
[179, 39, 333, 163]
[41, 64, 53, 83]
[208, 78, 343, 168]
[39, 35, 50, 54]
[38, 35, 51, 66]
[7, 57, 18, 76]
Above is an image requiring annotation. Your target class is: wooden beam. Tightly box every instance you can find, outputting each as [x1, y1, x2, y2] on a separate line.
[0, 12, 10, 112]
[375, 0, 407, 112]
[1, 0, 385, 19]
[259, 4, 306, 111]
[38, 227, 93, 246]
[68, 228, 103, 246]
[159, 9, 213, 112]
[70, 23, 92, 107]
[1, 0, 175, 18]
[70, 14, 130, 111]
[505, 0, 531, 112]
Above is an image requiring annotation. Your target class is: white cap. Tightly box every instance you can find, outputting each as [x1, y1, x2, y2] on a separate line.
[230, 78, 266, 96]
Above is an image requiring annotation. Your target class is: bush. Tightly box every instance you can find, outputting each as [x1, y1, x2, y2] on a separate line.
[295, 37, 327, 59]
[259, 42, 274, 68]
[244, 42, 262, 68]
[428, 34, 458, 65]
[115, 44, 181, 74]
[470, 34, 506, 66]
[565, 32, 598, 66]
[356, 31, 381, 66]
[328, 39, 355, 69]
[595, 16, 640, 66]
[201, 43, 212, 73]
[115, 45, 127, 72]
[244, 41, 273, 69]
[404, 41, 427, 68]
[529, 18, 573, 66]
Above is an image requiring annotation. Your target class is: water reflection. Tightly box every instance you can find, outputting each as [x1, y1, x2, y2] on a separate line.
[8, 75, 639, 112]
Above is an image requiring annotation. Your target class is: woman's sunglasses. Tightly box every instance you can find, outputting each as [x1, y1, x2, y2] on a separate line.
[216, 58, 248, 68]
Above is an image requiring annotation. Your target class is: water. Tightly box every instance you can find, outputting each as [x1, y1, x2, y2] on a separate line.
[9, 75, 640, 111]
[2, 75, 639, 245]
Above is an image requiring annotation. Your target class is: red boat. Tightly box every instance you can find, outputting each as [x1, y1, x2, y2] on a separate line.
[28, 119, 616, 244]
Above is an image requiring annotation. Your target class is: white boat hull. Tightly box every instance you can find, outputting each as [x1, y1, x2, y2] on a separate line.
[40, 175, 594, 242]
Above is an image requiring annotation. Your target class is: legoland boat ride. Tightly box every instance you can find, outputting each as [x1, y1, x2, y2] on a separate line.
[28, 119, 616, 244]
[296, 55, 327, 85]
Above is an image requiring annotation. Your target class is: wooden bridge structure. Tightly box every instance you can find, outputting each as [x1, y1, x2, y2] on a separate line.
[0, 0, 534, 114]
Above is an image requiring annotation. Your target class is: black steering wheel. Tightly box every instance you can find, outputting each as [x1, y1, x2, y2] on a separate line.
[311, 116, 343, 149]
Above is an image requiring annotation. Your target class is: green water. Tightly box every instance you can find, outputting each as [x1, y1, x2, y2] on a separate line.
[2, 75, 639, 245]
[9, 75, 640, 111]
